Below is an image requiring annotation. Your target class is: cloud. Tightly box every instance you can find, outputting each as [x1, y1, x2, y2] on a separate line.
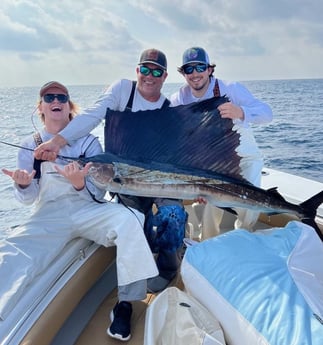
[0, 0, 323, 86]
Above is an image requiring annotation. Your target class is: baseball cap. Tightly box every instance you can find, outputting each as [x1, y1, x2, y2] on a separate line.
[39, 81, 69, 97]
[180, 47, 210, 67]
[138, 49, 167, 70]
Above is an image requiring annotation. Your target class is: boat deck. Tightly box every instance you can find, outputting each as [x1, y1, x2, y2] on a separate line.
[76, 289, 151, 345]
[71, 211, 274, 345]
[75, 218, 323, 345]
[75, 276, 184, 345]
[11, 210, 322, 345]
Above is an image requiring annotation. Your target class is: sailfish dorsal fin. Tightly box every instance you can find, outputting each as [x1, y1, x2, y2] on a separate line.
[104, 95, 243, 180]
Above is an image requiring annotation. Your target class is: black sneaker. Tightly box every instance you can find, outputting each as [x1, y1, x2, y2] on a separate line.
[107, 301, 132, 341]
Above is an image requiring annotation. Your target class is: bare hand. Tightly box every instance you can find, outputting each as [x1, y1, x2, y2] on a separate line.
[54, 162, 92, 190]
[34, 148, 58, 161]
[218, 102, 244, 120]
[34, 135, 67, 161]
[2, 168, 36, 188]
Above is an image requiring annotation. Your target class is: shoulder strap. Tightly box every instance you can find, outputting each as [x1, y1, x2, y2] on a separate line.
[33, 132, 43, 146]
[125, 81, 137, 111]
[161, 98, 170, 109]
[33, 132, 44, 179]
[213, 78, 220, 97]
[78, 134, 97, 159]
[105, 81, 137, 120]
[126, 80, 170, 110]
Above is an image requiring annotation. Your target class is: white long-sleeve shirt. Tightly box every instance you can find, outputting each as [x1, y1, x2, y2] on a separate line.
[14, 129, 105, 205]
[170, 77, 273, 125]
[59, 79, 168, 144]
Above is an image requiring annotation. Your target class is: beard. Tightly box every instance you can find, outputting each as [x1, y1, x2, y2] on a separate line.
[189, 78, 209, 92]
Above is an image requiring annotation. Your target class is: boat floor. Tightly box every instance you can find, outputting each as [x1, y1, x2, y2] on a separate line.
[75, 276, 184, 345]
[73, 213, 273, 345]
[74, 217, 323, 345]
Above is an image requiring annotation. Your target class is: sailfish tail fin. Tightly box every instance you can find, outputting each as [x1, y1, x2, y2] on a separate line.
[300, 190, 323, 241]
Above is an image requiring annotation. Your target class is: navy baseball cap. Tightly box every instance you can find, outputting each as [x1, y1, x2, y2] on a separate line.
[180, 47, 211, 67]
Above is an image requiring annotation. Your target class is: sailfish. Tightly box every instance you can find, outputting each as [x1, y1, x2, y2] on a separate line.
[83, 96, 323, 240]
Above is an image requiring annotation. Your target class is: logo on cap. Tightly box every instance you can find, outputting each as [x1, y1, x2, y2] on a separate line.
[146, 50, 159, 61]
[186, 48, 199, 60]
[139, 48, 167, 70]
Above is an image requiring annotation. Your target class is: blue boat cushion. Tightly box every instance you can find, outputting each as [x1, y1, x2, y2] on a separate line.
[181, 221, 323, 345]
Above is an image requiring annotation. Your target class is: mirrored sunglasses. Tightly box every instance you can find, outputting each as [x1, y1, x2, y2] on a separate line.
[43, 94, 69, 103]
[183, 64, 208, 75]
[139, 65, 164, 78]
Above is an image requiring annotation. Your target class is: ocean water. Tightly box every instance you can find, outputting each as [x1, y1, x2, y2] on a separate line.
[0, 79, 322, 235]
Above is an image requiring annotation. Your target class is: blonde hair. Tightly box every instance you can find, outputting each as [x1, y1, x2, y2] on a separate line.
[37, 99, 80, 123]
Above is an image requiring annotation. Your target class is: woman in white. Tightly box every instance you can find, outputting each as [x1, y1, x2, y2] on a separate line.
[1, 82, 158, 334]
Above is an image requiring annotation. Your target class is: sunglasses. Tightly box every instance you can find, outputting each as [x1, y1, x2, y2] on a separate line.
[139, 65, 164, 78]
[43, 94, 69, 103]
[182, 64, 208, 75]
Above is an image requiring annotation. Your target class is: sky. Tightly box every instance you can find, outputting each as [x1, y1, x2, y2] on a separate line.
[1, 0, 323, 87]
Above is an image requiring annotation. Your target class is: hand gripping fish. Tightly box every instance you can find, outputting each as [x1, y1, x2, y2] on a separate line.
[1, 97, 321, 238]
